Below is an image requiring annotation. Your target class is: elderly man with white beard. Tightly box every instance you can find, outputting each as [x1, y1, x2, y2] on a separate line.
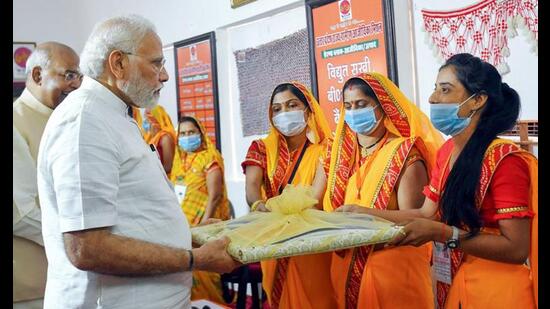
[36, 15, 240, 309]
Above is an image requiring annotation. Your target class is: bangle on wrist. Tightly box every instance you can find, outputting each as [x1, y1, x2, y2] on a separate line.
[186, 249, 194, 271]
[250, 199, 265, 212]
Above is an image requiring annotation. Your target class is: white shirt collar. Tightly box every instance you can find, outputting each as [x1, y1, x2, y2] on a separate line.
[80, 76, 132, 117]
[19, 88, 53, 117]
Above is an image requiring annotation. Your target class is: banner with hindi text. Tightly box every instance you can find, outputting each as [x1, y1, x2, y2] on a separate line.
[174, 32, 222, 150]
[306, 0, 398, 130]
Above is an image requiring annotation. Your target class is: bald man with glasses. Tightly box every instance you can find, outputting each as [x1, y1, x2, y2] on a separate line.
[13, 41, 81, 309]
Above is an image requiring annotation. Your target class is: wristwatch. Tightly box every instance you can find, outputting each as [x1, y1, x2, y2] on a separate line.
[445, 226, 460, 249]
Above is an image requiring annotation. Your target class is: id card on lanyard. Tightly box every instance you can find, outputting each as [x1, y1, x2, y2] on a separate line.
[174, 184, 187, 205]
[433, 241, 452, 284]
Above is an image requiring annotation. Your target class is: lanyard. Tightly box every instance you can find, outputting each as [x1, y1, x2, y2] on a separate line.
[278, 140, 309, 194]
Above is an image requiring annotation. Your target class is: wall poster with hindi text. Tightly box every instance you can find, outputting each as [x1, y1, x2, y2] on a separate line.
[174, 32, 222, 150]
[306, 0, 398, 130]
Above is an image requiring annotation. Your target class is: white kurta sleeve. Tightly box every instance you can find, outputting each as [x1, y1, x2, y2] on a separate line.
[46, 112, 120, 233]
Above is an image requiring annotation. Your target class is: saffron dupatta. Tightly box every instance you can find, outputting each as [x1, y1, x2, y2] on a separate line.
[261, 82, 331, 198]
[323, 72, 443, 212]
[143, 105, 177, 146]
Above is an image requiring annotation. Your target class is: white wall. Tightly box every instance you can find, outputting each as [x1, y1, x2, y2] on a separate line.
[393, 0, 416, 101]
[13, 0, 87, 51]
[411, 0, 538, 120]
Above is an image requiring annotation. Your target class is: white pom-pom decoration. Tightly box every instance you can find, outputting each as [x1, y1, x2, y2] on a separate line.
[501, 46, 510, 57]
[530, 44, 538, 55]
[424, 32, 431, 45]
[496, 62, 510, 75]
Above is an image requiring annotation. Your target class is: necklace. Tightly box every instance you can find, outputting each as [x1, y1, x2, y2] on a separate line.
[355, 131, 390, 199]
[360, 133, 386, 157]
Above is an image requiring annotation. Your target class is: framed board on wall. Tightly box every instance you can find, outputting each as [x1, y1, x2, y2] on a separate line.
[13, 42, 36, 82]
[13, 42, 36, 99]
[174, 32, 222, 151]
[306, 0, 398, 130]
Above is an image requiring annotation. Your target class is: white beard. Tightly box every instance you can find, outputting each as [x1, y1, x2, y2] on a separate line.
[121, 70, 159, 109]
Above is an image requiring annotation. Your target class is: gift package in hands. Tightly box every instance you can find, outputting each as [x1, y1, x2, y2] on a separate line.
[191, 185, 403, 263]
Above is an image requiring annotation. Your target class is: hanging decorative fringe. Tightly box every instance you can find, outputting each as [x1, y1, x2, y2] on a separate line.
[421, 0, 538, 75]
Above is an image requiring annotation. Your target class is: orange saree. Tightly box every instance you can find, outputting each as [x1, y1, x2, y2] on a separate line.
[424, 138, 537, 308]
[242, 82, 336, 309]
[170, 115, 230, 226]
[131, 105, 177, 176]
[170, 116, 230, 303]
[323, 72, 444, 309]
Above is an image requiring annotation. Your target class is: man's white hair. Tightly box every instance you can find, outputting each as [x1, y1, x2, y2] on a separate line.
[25, 48, 51, 75]
[80, 14, 157, 78]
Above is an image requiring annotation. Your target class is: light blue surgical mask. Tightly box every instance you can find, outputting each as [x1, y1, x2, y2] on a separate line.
[272, 110, 307, 137]
[178, 134, 202, 152]
[430, 93, 477, 136]
[344, 105, 379, 134]
[142, 118, 151, 132]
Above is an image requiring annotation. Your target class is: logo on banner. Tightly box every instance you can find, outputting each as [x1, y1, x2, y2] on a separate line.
[190, 44, 198, 62]
[14, 47, 32, 68]
[339, 0, 352, 22]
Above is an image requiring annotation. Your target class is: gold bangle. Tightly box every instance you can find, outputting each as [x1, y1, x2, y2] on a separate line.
[250, 200, 265, 212]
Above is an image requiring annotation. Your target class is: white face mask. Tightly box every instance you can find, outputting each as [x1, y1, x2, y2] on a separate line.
[272, 110, 307, 137]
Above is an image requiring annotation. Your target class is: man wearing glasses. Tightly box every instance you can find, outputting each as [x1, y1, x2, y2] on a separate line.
[36, 15, 239, 309]
[13, 41, 81, 309]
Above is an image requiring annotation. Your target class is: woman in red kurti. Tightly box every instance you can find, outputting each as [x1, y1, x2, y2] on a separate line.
[338, 53, 537, 308]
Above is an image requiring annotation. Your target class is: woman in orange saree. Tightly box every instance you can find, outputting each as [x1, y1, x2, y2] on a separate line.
[242, 82, 336, 309]
[320, 72, 443, 309]
[170, 116, 230, 304]
[342, 54, 537, 308]
[171, 116, 230, 225]
[132, 105, 177, 176]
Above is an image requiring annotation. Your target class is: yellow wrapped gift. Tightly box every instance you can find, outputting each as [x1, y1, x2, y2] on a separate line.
[191, 185, 402, 264]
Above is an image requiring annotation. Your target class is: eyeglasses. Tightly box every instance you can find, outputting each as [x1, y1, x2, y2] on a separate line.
[58, 70, 83, 82]
[122, 51, 166, 73]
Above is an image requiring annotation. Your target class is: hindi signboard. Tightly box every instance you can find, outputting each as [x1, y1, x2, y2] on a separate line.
[306, 0, 398, 130]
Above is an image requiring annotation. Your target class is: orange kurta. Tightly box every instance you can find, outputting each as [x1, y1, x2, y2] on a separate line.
[242, 82, 336, 309]
[425, 138, 537, 308]
[327, 142, 434, 309]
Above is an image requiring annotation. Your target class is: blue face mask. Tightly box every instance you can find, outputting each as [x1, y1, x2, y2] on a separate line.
[178, 134, 202, 152]
[430, 93, 477, 136]
[142, 118, 151, 132]
[344, 105, 379, 134]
